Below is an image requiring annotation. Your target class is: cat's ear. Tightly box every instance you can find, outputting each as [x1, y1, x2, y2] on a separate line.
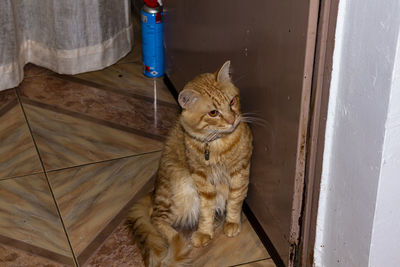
[178, 89, 201, 110]
[216, 60, 231, 83]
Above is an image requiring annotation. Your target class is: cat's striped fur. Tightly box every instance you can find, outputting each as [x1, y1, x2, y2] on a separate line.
[127, 61, 253, 266]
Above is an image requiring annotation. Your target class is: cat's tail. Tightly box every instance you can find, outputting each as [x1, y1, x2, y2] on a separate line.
[126, 193, 191, 267]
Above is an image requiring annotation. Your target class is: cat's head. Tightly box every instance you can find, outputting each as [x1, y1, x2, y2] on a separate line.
[178, 61, 241, 142]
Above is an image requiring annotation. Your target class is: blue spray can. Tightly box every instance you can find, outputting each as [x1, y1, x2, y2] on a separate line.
[141, 0, 164, 78]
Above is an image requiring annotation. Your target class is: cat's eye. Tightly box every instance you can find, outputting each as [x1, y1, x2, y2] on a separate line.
[208, 110, 219, 117]
[230, 98, 235, 106]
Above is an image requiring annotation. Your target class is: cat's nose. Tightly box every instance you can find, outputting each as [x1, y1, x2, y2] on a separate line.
[227, 116, 235, 125]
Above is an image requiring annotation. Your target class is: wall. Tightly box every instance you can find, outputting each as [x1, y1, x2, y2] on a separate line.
[368, 33, 400, 267]
[314, 0, 400, 266]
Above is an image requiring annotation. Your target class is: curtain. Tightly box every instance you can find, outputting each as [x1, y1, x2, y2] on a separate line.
[0, 0, 133, 91]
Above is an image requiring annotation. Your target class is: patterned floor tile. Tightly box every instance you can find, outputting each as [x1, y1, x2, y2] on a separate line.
[46, 152, 161, 264]
[234, 259, 275, 267]
[83, 223, 144, 267]
[73, 63, 177, 105]
[82, 213, 270, 267]
[22, 103, 163, 171]
[0, 174, 74, 265]
[0, 90, 42, 180]
[191, 216, 270, 267]
[0, 243, 70, 267]
[19, 74, 179, 140]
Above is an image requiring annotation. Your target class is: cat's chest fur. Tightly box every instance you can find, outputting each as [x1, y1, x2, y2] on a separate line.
[184, 123, 245, 186]
[203, 139, 237, 185]
[207, 164, 230, 187]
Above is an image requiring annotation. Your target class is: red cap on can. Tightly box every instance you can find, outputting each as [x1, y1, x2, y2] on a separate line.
[144, 0, 159, 8]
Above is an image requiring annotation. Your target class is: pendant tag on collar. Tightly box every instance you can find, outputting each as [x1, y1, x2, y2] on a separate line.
[205, 142, 210, 161]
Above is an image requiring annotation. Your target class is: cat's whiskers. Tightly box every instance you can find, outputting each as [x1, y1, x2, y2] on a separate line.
[239, 114, 270, 128]
[232, 72, 248, 84]
[205, 129, 219, 142]
[241, 112, 263, 118]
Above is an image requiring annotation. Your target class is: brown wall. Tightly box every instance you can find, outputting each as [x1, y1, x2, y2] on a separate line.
[164, 1, 318, 265]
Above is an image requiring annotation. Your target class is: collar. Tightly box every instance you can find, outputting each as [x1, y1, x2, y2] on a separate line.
[181, 125, 222, 144]
[181, 126, 221, 161]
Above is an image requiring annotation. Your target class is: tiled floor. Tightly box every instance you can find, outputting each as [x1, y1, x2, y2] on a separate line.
[0, 35, 275, 267]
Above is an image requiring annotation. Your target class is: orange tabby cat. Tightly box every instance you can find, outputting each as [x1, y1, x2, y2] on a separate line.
[127, 61, 253, 266]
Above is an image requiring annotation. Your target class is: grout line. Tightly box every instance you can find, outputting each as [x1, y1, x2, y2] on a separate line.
[0, 234, 74, 266]
[0, 97, 18, 118]
[23, 70, 52, 79]
[16, 91, 80, 267]
[53, 73, 178, 108]
[115, 58, 141, 66]
[76, 174, 156, 265]
[20, 97, 167, 142]
[0, 171, 45, 182]
[228, 257, 273, 267]
[163, 75, 180, 103]
[46, 149, 163, 173]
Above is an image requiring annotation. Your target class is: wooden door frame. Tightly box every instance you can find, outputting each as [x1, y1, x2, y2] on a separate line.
[298, 0, 339, 266]
[243, 1, 340, 266]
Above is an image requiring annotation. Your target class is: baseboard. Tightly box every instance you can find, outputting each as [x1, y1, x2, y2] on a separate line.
[163, 75, 179, 101]
[243, 201, 285, 267]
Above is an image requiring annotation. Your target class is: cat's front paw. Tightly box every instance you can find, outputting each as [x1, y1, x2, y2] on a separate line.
[191, 231, 212, 247]
[224, 221, 241, 237]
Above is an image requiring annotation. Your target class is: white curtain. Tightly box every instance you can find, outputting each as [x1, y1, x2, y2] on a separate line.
[0, 0, 133, 91]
